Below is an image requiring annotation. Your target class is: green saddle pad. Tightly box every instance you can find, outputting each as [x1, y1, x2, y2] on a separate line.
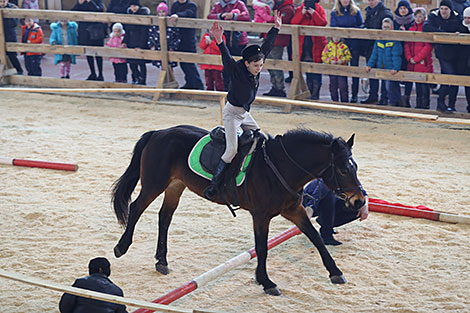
[188, 134, 253, 187]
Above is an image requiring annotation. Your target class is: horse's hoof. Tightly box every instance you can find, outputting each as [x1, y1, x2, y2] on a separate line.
[330, 274, 347, 284]
[155, 263, 169, 275]
[114, 245, 124, 258]
[264, 286, 282, 296]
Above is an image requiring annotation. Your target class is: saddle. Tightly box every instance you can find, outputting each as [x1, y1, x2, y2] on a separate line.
[188, 126, 261, 211]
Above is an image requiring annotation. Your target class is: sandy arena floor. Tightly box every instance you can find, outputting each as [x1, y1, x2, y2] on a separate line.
[0, 92, 469, 312]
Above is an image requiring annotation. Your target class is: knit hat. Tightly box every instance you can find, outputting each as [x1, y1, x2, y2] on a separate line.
[129, 0, 140, 6]
[439, 0, 452, 10]
[464, 6, 470, 17]
[112, 22, 125, 35]
[395, 0, 412, 16]
[156, 2, 168, 15]
[242, 45, 262, 62]
[413, 7, 427, 16]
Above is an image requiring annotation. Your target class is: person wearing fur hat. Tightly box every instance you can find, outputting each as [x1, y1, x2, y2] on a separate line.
[170, 0, 204, 90]
[203, 13, 281, 201]
[122, 0, 151, 85]
[458, 7, 470, 112]
[423, 0, 463, 113]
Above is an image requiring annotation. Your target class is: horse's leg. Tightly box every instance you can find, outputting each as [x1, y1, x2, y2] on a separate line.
[114, 185, 163, 258]
[252, 215, 281, 296]
[281, 204, 347, 284]
[154, 180, 186, 275]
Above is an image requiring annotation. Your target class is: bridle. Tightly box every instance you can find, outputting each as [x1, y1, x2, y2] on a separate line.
[261, 136, 360, 205]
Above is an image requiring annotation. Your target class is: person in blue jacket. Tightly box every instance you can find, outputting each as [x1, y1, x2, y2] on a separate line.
[330, 0, 363, 103]
[303, 179, 369, 245]
[59, 257, 128, 313]
[365, 17, 402, 106]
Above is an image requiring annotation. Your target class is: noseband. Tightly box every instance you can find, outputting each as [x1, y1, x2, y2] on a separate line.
[261, 137, 359, 205]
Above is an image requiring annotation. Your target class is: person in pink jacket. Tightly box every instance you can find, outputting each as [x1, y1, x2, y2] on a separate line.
[291, 0, 327, 100]
[253, 0, 274, 23]
[404, 8, 433, 109]
[208, 0, 251, 90]
[199, 32, 226, 91]
[106, 23, 128, 83]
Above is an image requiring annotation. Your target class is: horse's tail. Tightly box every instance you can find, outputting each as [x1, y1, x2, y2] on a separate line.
[112, 131, 155, 227]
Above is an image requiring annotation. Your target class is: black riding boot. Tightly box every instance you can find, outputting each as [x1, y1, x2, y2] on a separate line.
[204, 160, 230, 201]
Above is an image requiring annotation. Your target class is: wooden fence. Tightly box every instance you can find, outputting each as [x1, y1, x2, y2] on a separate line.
[1, 8, 470, 111]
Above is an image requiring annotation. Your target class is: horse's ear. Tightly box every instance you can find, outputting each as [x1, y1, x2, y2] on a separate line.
[346, 134, 355, 149]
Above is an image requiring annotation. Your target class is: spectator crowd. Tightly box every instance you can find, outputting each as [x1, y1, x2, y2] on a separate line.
[1, 0, 470, 113]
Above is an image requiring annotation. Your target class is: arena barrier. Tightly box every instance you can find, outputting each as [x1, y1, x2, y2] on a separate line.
[369, 198, 470, 225]
[0, 156, 78, 171]
[0, 269, 215, 313]
[133, 226, 302, 313]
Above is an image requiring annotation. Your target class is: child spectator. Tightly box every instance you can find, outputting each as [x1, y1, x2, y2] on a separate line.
[148, 2, 180, 69]
[106, 23, 128, 83]
[199, 31, 225, 91]
[50, 21, 78, 79]
[123, 0, 151, 85]
[253, 0, 274, 23]
[21, 17, 43, 76]
[322, 37, 351, 102]
[393, 0, 415, 107]
[365, 18, 402, 106]
[404, 8, 433, 109]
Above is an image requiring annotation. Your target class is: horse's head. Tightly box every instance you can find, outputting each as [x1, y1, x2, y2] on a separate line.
[319, 134, 365, 211]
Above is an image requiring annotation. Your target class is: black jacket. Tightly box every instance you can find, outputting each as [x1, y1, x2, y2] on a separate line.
[363, 2, 393, 57]
[72, 0, 106, 45]
[107, 0, 132, 14]
[59, 273, 127, 313]
[2, 3, 19, 42]
[423, 8, 462, 61]
[170, 0, 198, 52]
[217, 27, 278, 111]
[123, 6, 151, 49]
[450, 0, 470, 15]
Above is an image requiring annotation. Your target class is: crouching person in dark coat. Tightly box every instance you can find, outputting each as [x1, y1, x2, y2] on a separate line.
[303, 179, 368, 246]
[59, 257, 128, 313]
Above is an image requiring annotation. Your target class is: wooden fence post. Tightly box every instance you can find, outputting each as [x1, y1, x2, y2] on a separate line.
[154, 16, 178, 101]
[0, 9, 9, 77]
[287, 25, 308, 109]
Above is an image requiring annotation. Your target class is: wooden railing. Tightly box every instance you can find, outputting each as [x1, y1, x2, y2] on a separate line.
[1, 8, 470, 108]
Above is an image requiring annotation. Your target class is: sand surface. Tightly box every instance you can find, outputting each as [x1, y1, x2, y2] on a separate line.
[1, 92, 469, 313]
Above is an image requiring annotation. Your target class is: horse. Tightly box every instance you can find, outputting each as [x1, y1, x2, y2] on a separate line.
[112, 125, 366, 296]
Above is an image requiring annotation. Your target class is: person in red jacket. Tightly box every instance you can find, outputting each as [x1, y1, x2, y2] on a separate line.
[404, 8, 433, 109]
[291, 0, 327, 100]
[21, 17, 43, 76]
[208, 0, 251, 90]
[199, 32, 226, 91]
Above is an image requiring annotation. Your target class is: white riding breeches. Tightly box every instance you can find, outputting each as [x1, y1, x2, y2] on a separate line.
[221, 102, 259, 163]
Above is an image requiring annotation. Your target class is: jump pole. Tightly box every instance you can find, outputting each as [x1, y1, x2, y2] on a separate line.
[0, 157, 78, 171]
[133, 225, 302, 313]
[368, 199, 470, 225]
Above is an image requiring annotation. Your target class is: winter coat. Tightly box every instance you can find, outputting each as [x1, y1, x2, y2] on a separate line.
[321, 41, 351, 65]
[404, 21, 433, 73]
[21, 0, 39, 9]
[272, 0, 295, 46]
[253, 0, 273, 23]
[207, 0, 251, 47]
[50, 21, 78, 65]
[148, 25, 180, 68]
[291, 2, 328, 63]
[123, 6, 151, 49]
[59, 273, 127, 313]
[170, 0, 199, 52]
[330, 4, 363, 53]
[423, 8, 462, 61]
[107, 0, 132, 14]
[199, 33, 226, 71]
[457, 23, 470, 74]
[367, 39, 402, 71]
[450, 0, 470, 15]
[72, 0, 106, 46]
[2, 3, 19, 43]
[363, 2, 393, 57]
[106, 34, 126, 63]
[21, 23, 43, 56]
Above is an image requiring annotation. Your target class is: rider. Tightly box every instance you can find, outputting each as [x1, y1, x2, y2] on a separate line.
[204, 13, 282, 201]
[303, 178, 369, 245]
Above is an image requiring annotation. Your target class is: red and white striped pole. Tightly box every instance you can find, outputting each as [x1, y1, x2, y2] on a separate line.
[0, 157, 78, 172]
[133, 226, 302, 313]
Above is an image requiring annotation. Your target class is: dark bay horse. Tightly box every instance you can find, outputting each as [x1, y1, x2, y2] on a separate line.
[112, 125, 365, 296]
